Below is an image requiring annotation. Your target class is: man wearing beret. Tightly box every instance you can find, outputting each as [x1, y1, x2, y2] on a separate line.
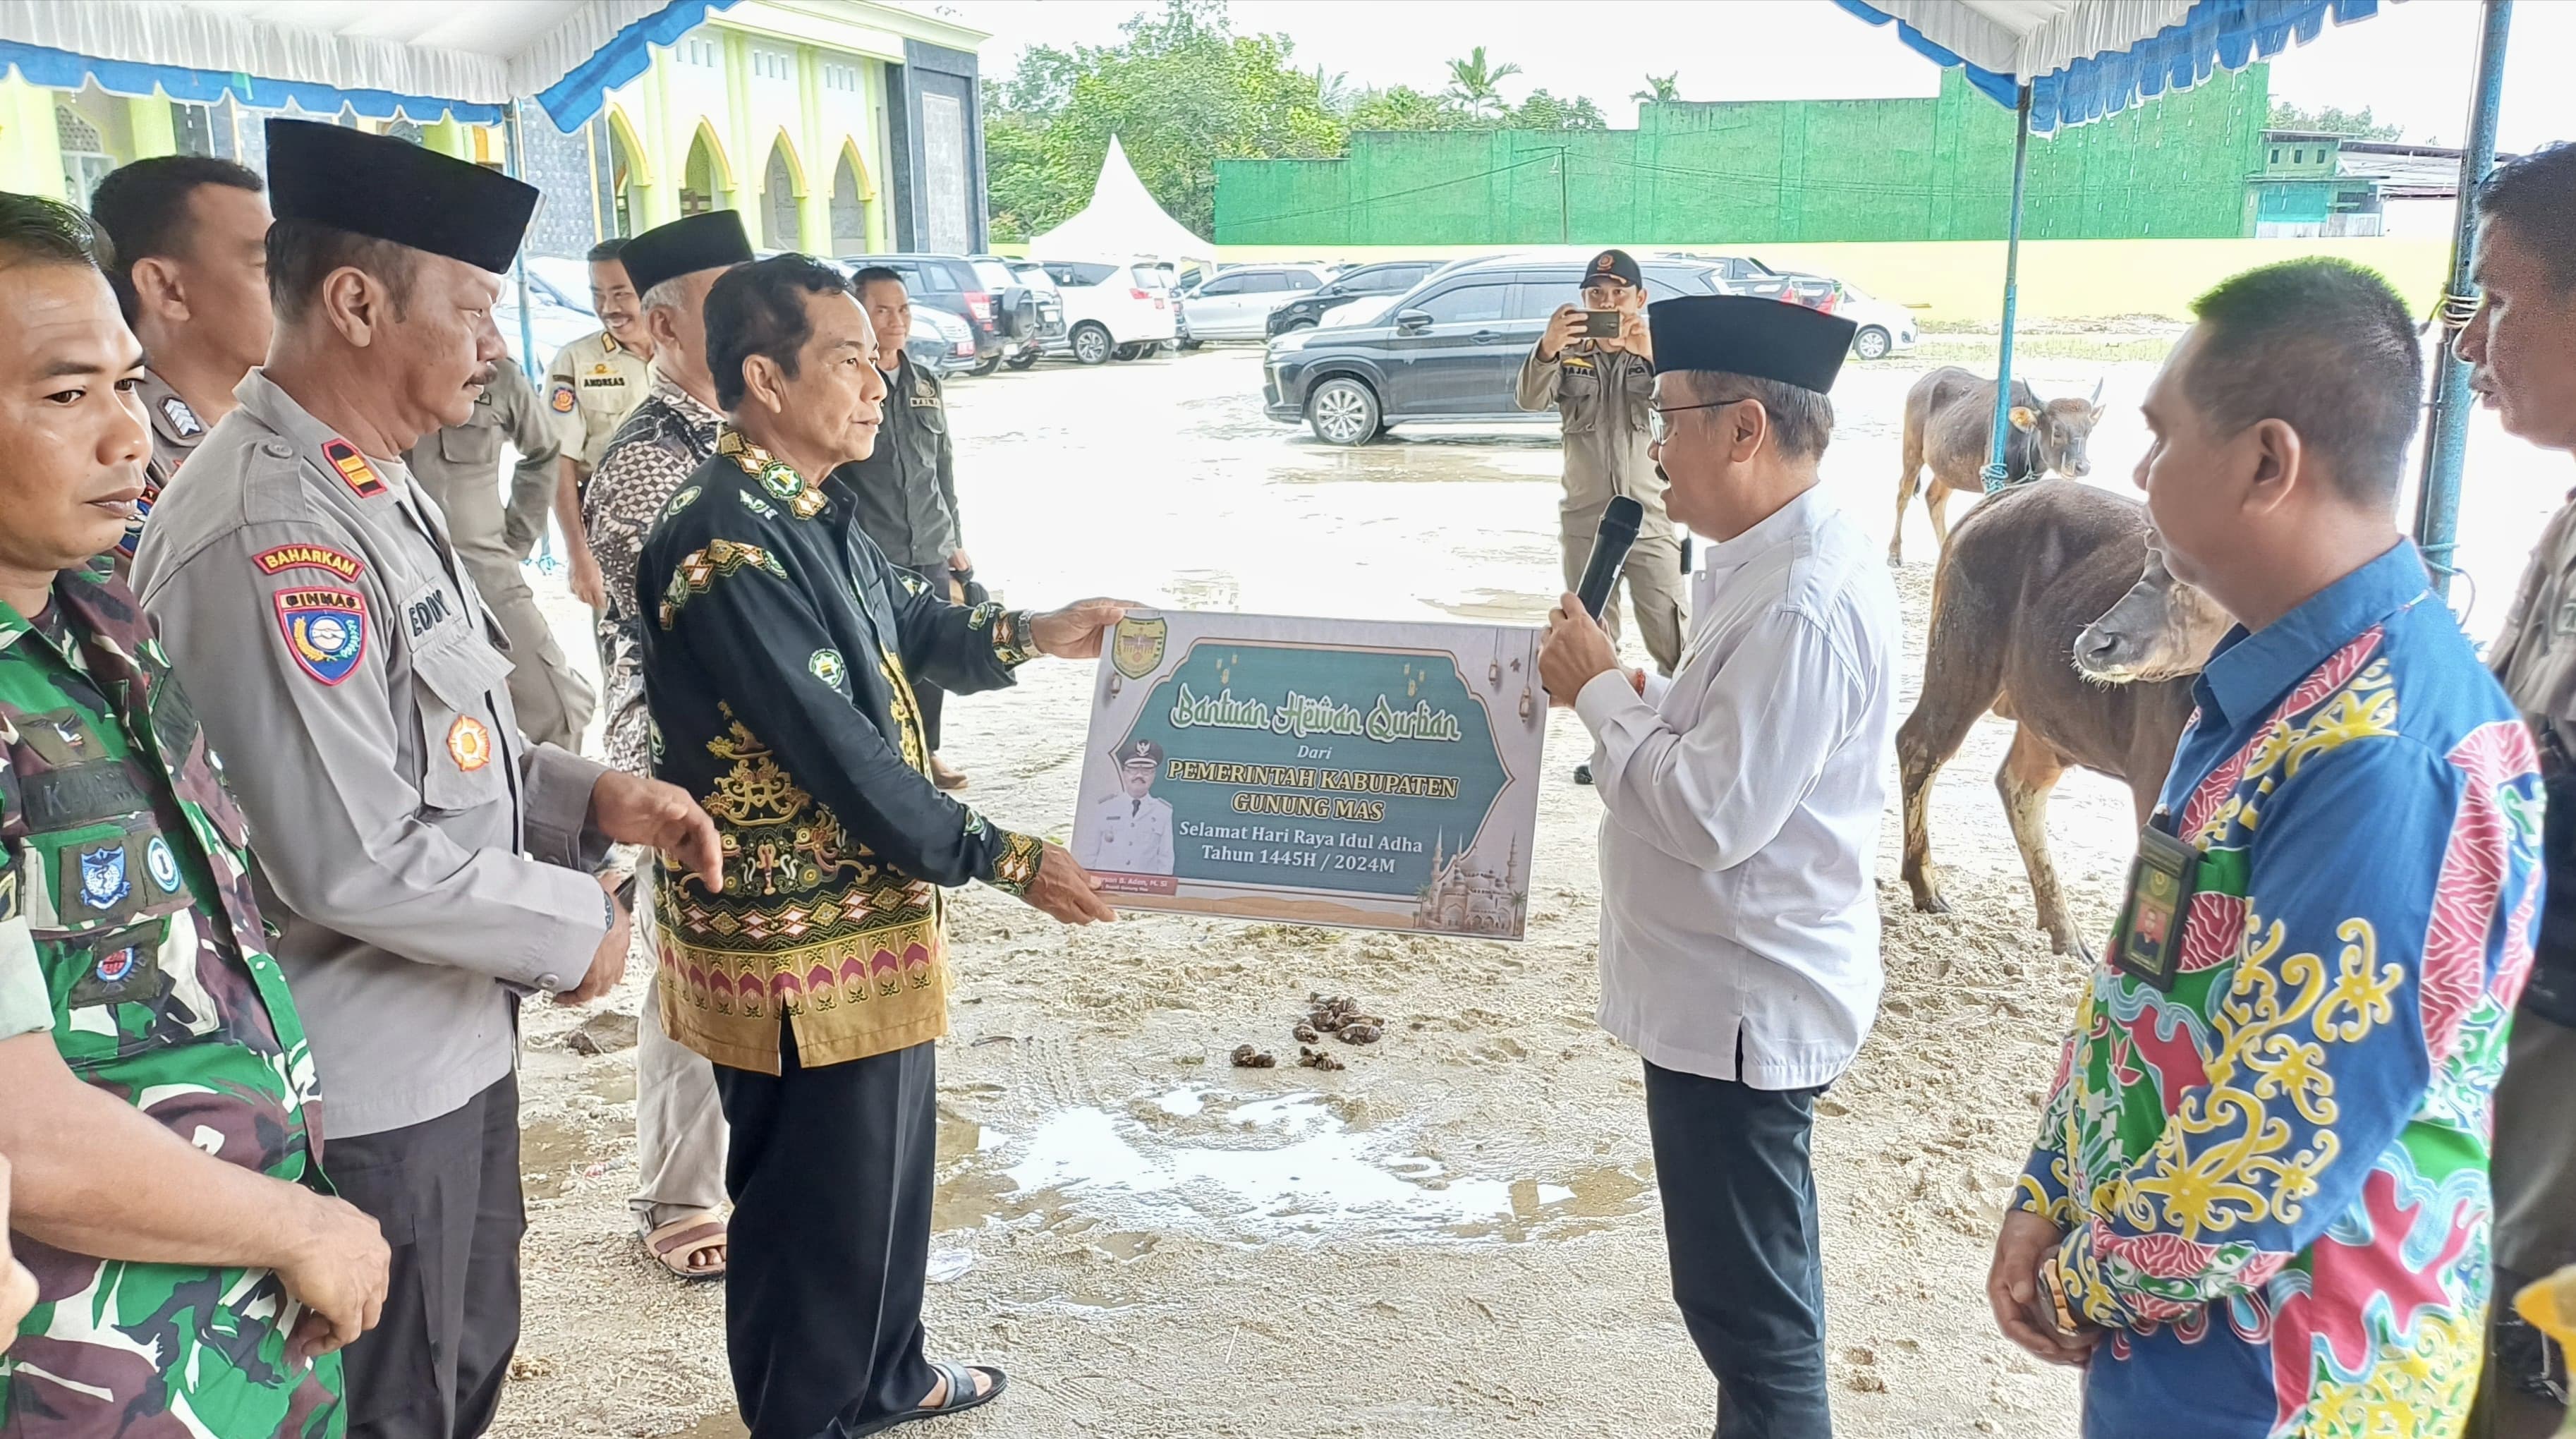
[131, 119, 723, 1438]
[578, 209, 754, 1282]
[1539, 295, 1897, 1439]
[1520, 248, 1688, 783]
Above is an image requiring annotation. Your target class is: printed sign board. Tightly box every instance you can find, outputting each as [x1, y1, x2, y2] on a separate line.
[1071, 610, 1545, 938]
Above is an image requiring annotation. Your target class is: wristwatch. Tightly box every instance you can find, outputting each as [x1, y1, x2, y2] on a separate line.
[2036, 1258, 2082, 1337]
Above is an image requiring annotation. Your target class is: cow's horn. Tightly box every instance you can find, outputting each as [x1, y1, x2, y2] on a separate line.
[2090, 377, 2105, 404]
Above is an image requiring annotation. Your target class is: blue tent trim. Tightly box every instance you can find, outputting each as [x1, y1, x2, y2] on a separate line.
[1834, 0, 2383, 132]
[0, 39, 503, 126]
[534, 0, 736, 131]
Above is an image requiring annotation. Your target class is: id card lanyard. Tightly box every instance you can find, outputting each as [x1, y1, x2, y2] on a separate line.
[2109, 808, 2201, 992]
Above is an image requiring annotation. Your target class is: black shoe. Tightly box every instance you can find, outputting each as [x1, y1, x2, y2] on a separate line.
[1572, 763, 1593, 786]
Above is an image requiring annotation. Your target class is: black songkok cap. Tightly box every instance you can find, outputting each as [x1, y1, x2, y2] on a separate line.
[265, 119, 537, 274]
[619, 211, 755, 298]
[1647, 294, 1858, 394]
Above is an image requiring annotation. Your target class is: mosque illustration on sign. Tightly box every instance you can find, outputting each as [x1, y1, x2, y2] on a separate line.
[1414, 830, 1526, 935]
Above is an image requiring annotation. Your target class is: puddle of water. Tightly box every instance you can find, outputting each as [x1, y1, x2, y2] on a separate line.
[584, 1069, 637, 1103]
[940, 1091, 1629, 1244]
[519, 1117, 586, 1201]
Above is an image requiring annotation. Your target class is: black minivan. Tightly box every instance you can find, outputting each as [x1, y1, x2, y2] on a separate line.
[1263, 258, 1442, 338]
[1262, 256, 1730, 445]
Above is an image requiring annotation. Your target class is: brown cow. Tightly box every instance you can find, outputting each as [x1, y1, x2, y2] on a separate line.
[1896, 480, 2230, 957]
[1890, 367, 2106, 565]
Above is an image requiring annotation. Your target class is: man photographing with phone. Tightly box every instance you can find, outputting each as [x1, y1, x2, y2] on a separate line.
[1518, 248, 1686, 783]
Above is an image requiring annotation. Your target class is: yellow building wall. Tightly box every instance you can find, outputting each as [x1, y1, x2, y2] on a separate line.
[1210, 237, 2459, 325]
[0, 75, 66, 197]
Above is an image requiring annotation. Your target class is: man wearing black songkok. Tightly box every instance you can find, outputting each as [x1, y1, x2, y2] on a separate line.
[133, 119, 722, 1439]
[1538, 295, 1899, 1439]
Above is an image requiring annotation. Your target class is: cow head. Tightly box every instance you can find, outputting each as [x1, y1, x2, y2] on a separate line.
[2070, 535, 2232, 684]
[2008, 378, 2106, 480]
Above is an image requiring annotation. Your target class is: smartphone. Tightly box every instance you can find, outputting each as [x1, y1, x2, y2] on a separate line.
[1582, 310, 1622, 339]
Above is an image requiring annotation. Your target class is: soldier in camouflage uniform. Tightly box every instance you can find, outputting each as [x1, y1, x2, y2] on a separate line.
[0, 191, 386, 1438]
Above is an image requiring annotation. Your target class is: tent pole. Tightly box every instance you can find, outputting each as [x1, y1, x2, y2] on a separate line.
[1983, 83, 2033, 494]
[2413, 0, 2513, 602]
[502, 99, 550, 570]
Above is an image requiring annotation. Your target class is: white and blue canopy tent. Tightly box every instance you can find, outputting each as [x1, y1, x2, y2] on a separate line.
[1834, 0, 2515, 598]
[0, 0, 741, 368]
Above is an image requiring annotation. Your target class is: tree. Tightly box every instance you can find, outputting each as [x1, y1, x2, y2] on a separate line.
[1632, 72, 1680, 104]
[1343, 84, 1469, 133]
[1441, 46, 1522, 121]
[2267, 101, 2403, 140]
[1511, 90, 1606, 130]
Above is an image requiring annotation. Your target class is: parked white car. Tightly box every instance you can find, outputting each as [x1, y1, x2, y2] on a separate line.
[1835, 284, 1919, 360]
[1036, 259, 1180, 365]
[1175, 263, 1332, 342]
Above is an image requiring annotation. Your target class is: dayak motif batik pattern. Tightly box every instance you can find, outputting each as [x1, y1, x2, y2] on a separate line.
[2015, 542, 2542, 1439]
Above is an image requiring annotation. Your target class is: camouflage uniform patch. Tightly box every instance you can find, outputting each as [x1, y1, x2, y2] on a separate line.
[0, 566, 341, 1433]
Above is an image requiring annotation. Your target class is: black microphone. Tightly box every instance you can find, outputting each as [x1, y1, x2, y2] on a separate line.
[1575, 496, 1645, 620]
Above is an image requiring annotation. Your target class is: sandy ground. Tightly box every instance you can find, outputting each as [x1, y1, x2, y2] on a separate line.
[487, 336, 2568, 1438]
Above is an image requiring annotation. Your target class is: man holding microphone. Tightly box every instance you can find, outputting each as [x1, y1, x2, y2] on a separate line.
[1539, 295, 1895, 1439]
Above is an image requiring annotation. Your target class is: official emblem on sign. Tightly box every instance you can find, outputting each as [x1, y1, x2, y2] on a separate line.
[161, 394, 203, 437]
[145, 835, 182, 894]
[320, 438, 387, 498]
[78, 844, 130, 910]
[1112, 617, 1167, 681]
[447, 715, 493, 772]
[549, 385, 576, 413]
[808, 648, 846, 688]
[274, 587, 368, 685]
[95, 947, 138, 983]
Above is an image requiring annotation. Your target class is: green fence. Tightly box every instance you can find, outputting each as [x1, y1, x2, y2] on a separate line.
[1215, 67, 2268, 247]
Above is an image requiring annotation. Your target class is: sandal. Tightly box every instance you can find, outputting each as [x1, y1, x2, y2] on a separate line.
[640, 1210, 729, 1282]
[861, 1359, 1005, 1433]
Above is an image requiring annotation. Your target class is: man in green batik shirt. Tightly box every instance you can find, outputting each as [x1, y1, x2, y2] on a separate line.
[0, 193, 387, 1435]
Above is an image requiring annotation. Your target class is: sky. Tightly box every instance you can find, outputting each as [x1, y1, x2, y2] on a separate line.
[911, 0, 2576, 152]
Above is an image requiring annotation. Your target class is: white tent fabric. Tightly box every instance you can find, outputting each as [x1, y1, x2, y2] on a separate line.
[1028, 137, 1217, 270]
[0, 0, 715, 126]
[1851, 0, 2197, 80]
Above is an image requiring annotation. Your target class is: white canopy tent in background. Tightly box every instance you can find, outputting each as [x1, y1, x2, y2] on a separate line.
[1028, 135, 1217, 272]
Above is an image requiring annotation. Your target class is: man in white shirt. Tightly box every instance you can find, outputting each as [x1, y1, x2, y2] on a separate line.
[1079, 740, 1176, 875]
[1539, 294, 1897, 1439]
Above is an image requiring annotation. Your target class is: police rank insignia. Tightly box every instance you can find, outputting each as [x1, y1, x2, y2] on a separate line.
[549, 384, 577, 413]
[808, 649, 846, 688]
[274, 587, 368, 685]
[321, 437, 388, 499]
[161, 394, 204, 437]
[447, 715, 494, 772]
[77, 843, 130, 910]
[145, 834, 183, 894]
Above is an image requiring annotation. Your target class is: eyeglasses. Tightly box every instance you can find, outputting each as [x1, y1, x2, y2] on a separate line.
[1648, 397, 1751, 444]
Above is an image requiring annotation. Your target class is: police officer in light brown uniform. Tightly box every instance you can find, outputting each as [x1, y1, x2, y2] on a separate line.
[1516, 248, 1687, 703]
[403, 358, 596, 750]
[130, 119, 721, 1438]
[544, 238, 654, 611]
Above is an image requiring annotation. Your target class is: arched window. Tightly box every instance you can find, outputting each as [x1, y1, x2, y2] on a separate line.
[830, 147, 872, 255]
[763, 141, 799, 250]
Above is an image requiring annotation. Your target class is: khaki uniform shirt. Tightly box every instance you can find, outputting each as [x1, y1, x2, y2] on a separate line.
[114, 369, 216, 577]
[834, 354, 961, 569]
[405, 361, 561, 568]
[1514, 341, 1676, 528]
[545, 329, 652, 470]
[2493, 492, 2576, 729]
[130, 369, 612, 1137]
